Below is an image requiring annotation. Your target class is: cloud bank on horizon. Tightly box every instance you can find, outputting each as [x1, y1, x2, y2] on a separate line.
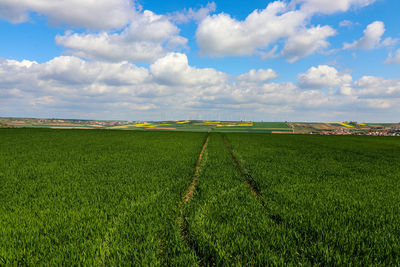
[0, 0, 399, 122]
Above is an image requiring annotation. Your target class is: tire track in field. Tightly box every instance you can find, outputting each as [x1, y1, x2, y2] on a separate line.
[223, 135, 283, 225]
[184, 135, 210, 202]
[223, 135, 320, 264]
[223, 135, 261, 196]
[178, 134, 210, 265]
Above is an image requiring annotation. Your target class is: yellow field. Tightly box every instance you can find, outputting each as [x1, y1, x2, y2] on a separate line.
[203, 121, 220, 124]
[144, 124, 171, 128]
[134, 123, 151, 127]
[337, 123, 354, 128]
[326, 122, 354, 128]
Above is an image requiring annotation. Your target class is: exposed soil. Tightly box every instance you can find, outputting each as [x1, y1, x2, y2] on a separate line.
[50, 127, 92, 129]
[178, 134, 210, 265]
[184, 135, 210, 202]
[151, 127, 177, 130]
[271, 131, 293, 134]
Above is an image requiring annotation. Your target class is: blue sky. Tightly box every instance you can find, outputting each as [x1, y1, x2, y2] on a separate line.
[0, 0, 400, 122]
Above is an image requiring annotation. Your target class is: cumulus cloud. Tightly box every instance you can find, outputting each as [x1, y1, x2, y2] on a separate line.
[297, 0, 376, 15]
[172, 2, 217, 23]
[385, 49, 400, 64]
[0, 1, 191, 63]
[343, 21, 396, 50]
[195, 0, 376, 60]
[297, 65, 352, 89]
[0, 56, 151, 95]
[353, 76, 400, 98]
[150, 53, 227, 86]
[237, 69, 278, 83]
[56, 11, 187, 63]
[38, 56, 150, 87]
[0, 0, 136, 30]
[2, 54, 398, 121]
[196, 1, 306, 57]
[334, 75, 400, 109]
[282, 25, 336, 62]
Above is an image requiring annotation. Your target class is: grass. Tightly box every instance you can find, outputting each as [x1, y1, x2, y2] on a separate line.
[253, 122, 290, 128]
[1, 129, 400, 265]
[226, 133, 400, 265]
[0, 128, 205, 265]
[184, 134, 301, 265]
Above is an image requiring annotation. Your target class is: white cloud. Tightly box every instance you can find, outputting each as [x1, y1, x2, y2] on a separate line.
[195, 0, 376, 60]
[1, 55, 399, 121]
[196, 1, 306, 57]
[0, 1, 190, 64]
[339, 84, 355, 96]
[297, 0, 376, 15]
[339, 20, 357, 28]
[32, 96, 56, 106]
[172, 2, 217, 23]
[298, 65, 352, 89]
[335, 75, 400, 109]
[38, 56, 150, 87]
[353, 76, 400, 98]
[343, 21, 395, 50]
[363, 99, 392, 109]
[0, 0, 136, 30]
[56, 11, 187, 63]
[150, 53, 226, 86]
[385, 49, 400, 64]
[282, 25, 336, 62]
[237, 69, 278, 82]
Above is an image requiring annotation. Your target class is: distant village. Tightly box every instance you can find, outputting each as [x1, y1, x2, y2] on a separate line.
[311, 124, 400, 137]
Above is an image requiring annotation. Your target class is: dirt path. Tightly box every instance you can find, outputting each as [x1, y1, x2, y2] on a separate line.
[184, 135, 210, 202]
[178, 134, 210, 265]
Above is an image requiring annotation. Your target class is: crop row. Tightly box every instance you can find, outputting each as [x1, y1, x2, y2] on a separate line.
[0, 129, 206, 265]
[1, 129, 400, 265]
[224, 133, 400, 265]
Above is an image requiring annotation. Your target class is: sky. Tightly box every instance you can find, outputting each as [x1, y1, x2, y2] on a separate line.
[0, 0, 400, 122]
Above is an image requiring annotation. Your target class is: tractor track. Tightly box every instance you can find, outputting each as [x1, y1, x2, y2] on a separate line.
[184, 135, 210, 202]
[223, 135, 283, 225]
[178, 134, 210, 265]
[223, 135, 261, 196]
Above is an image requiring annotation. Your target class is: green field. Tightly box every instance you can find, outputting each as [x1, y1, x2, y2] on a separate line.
[0, 129, 204, 265]
[1, 129, 400, 265]
[253, 122, 291, 128]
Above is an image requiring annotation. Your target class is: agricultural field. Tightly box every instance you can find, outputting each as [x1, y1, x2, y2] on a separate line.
[1, 129, 400, 265]
[0, 118, 293, 133]
[3, 117, 399, 135]
[224, 133, 400, 264]
[0, 129, 204, 265]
